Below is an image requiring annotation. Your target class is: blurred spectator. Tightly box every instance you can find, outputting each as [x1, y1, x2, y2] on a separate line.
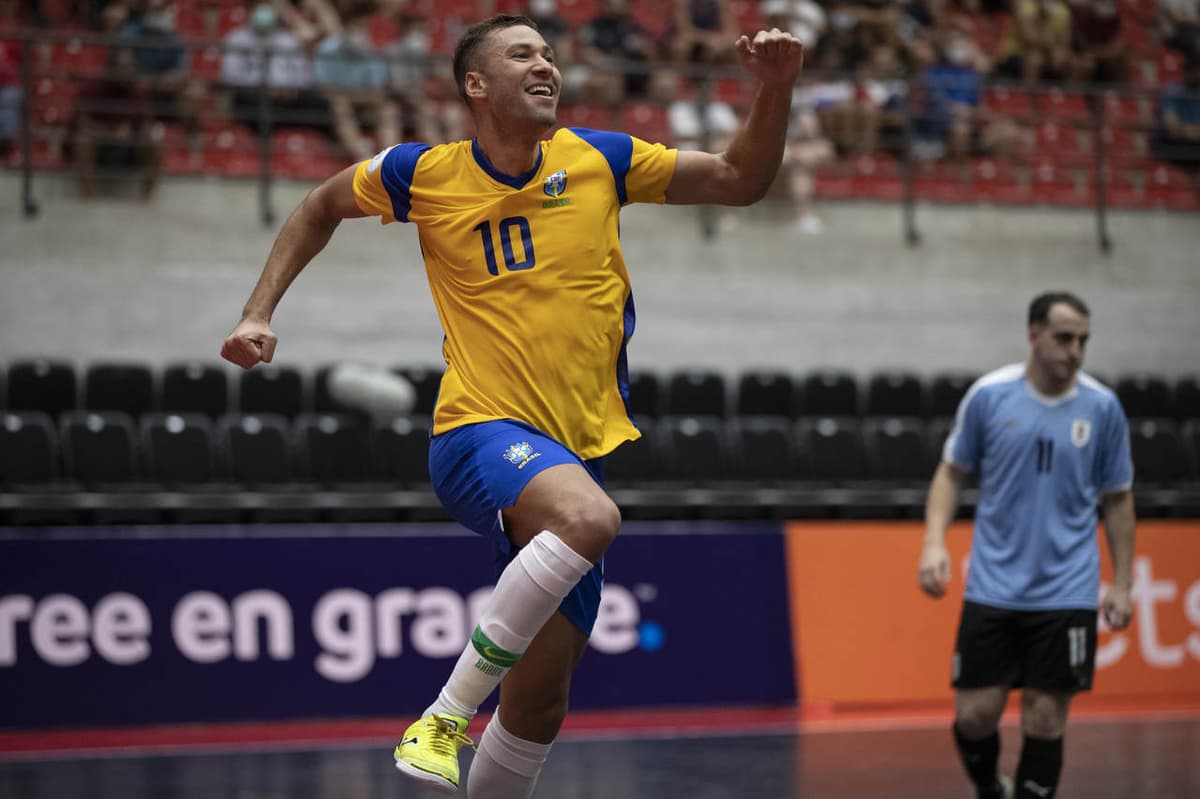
[914, 24, 1022, 161]
[762, 0, 828, 53]
[1068, 0, 1129, 85]
[221, 2, 328, 128]
[519, 0, 586, 101]
[578, 0, 660, 105]
[1157, 0, 1200, 56]
[0, 35, 19, 158]
[820, 43, 909, 155]
[667, 75, 740, 150]
[1151, 55, 1200, 175]
[384, 9, 438, 139]
[271, 0, 343, 48]
[783, 95, 835, 234]
[72, 46, 162, 197]
[662, 0, 737, 66]
[117, 0, 204, 141]
[993, 0, 1072, 84]
[315, 3, 398, 158]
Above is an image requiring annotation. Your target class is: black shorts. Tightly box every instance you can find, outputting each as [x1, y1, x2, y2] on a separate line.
[952, 601, 1098, 694]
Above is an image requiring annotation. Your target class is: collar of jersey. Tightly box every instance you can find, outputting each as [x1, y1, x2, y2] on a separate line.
[471, 139, 544, 189]
[1023, 375, 1080, 407]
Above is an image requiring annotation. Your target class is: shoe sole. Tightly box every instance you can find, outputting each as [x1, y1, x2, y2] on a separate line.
[394, 757, 458, 795]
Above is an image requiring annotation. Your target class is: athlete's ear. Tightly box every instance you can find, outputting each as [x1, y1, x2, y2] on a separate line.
[465, 71, 487, 100]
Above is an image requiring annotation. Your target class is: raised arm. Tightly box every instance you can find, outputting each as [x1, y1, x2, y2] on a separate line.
[1100, 489, 1135, 630]
[220, 164, 366, 369]
[664, 28, 804, 206]
[919, 460, 966, 598]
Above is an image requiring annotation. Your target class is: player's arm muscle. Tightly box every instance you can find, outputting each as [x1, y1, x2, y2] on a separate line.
[240, 164, 365, 323]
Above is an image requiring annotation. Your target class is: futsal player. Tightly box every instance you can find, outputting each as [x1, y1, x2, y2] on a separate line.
[221, 14, 805, 797]
[918, 291, 1136, 799]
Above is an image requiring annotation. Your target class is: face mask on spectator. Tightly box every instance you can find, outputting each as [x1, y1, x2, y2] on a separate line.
[251, 4, 277, 34]
[530, 0, 557, 16]
[947, 41, 972, 66]
[141, 9, 174, 32]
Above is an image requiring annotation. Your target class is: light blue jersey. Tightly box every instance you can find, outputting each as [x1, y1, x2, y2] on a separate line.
[944, 364, 1133, 611]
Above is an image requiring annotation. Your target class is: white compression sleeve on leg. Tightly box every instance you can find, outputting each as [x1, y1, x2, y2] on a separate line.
[426, 531, 593, 721]
[466, 712, 552, 799]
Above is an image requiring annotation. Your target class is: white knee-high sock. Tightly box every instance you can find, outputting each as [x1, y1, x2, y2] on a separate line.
[425, 530, 593, 722]
[467, 712, 552, 799]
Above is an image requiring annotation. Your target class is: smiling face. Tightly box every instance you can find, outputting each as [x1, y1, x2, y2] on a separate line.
[1028, 301, 1091, 391]
[463, 24, 561, 129]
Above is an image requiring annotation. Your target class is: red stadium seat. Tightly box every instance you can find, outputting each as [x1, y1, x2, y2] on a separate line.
[1102, 91, 1151, 127]
[558, 102, 613, 130]
[1040, 88, 1091, 122]
[51, 37, 108, 79]
[620, 102, 672, 145]
[1144, 164, 1200, 210]
[984, 86, 1034, 119]
[969, 158, 1027, 204]
[32, 77, 75, 127]
[1029, 159, 1086, 205]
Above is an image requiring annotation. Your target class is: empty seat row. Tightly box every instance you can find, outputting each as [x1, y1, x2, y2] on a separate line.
[0, 411, 432, 488]
[4, 411, 1197, 490]
[5, 360, 1199, 422]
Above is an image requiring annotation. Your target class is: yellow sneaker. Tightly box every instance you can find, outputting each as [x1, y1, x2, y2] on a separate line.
[393, 713, 474, 794]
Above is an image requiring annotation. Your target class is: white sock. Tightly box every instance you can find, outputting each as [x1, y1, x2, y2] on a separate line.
[467, 712, 552, 799]
[424, 530, 593, 722]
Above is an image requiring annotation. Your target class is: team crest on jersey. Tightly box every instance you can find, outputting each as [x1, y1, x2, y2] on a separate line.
[543, 169, 568, 198]
[1070, 419, 1092, 447]
[503, 441, 542, 469]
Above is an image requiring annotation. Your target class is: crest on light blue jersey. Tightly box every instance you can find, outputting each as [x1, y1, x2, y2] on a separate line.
[543, 169, 568, 198]
[503, 441, 541, 469]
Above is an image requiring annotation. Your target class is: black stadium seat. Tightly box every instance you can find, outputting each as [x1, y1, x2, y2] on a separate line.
[295, 413, 367, 484]
[60, 411, 139, 484]
[665, 370, 728, 417]
[140, 413, 217, 485]
[84, 362, 156, 418]
[928, 372, 977, 419]
[1174, 376, 1199, 419]
[371, 414, 431, 485]
[863, 416, 931, 480]
[865, 371, 925, 418]
[1116, 374, 1173, 419]
[0, 411, 59, 484]
[7, 359, 78, 418]
[217, 413, 293, 485]
[800, 370, 859, 417]
[162, 361, 229, 418]
[1128, 418, 1192, 482]
[392, 365, 444, 416]
[239, 365, 306, 418]
[799, 416, 866, 480]
[605, 418, 664, 484]
[626, 370, 663, 420]
[729, 415, 800, 481]
[735, 370, 797, 418]
[659, 415, 728, 481]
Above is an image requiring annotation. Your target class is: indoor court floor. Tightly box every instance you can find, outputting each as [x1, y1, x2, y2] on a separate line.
[1, 711, 1196, 798]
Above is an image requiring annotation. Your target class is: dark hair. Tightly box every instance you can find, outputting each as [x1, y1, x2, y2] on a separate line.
[452, 14, 539, 104]
[1028, 291, 1090, 326]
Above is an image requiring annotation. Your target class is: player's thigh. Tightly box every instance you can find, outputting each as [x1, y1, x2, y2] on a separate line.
[953, 601, 1021, 691]
[1019, 608, 1098, 694]
[497, 610, 590, 745]
[504, 463, 621, 560]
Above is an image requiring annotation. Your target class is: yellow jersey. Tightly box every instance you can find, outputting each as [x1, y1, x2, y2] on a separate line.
[352, 128, 678, 459]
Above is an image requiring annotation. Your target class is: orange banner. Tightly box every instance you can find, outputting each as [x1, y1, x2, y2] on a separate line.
[784, 520, 1200, 711]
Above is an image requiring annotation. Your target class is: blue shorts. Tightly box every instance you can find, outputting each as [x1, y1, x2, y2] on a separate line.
[428, 419, 605, 635]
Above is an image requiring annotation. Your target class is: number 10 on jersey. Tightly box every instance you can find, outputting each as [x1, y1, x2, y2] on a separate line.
[474, 217, 536, 275]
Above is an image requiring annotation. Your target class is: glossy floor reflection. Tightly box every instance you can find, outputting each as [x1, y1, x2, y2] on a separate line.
[2, 716, 1197, 798]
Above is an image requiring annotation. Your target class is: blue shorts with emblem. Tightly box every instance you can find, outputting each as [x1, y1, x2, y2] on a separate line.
[428, 418, 605, 635]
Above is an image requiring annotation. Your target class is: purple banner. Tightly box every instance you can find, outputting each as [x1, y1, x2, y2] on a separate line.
[0, 522, 795, 728]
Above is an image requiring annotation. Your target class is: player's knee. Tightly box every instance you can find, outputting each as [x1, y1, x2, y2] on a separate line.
[1021, 696, 1068, 738]
[955, 703, 1001, 738]
[554, 495, 621, 559]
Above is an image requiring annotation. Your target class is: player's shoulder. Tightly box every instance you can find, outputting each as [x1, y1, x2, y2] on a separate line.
[1076, 371, 1124, 413]
[368, 139, 467, 174]
[965, 364, 1026, 402]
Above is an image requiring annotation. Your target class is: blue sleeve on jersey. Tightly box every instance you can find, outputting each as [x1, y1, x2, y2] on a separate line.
[946, 388, 984, 471]
[380, 142, 431, 222]
[1096, 398, 1134, 492]
[571, 129, 632, 205]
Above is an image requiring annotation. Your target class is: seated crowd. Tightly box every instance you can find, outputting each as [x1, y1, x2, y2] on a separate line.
[1, 0, 1198, 217]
